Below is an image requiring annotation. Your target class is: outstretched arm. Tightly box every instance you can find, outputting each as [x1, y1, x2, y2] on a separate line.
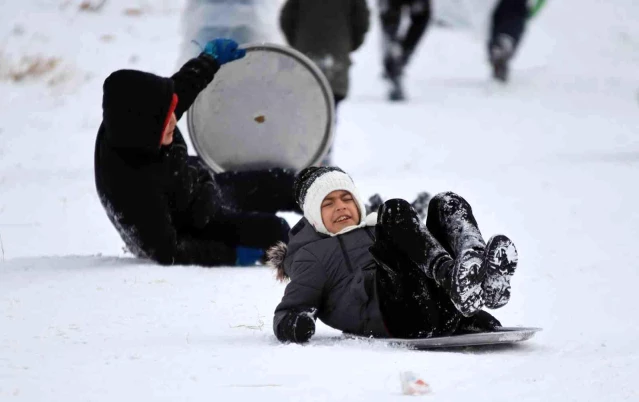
[273, 249, 326, 343]
[171, 38, 246, 120]
[171, 54, 220, 120]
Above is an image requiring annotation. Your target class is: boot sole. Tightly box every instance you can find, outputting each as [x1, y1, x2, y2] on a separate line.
[483, 235, 518, 309]
[450, 251, 485, 317]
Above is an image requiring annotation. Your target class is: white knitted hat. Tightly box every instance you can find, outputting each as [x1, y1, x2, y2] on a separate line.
[294, 167, 367, 236]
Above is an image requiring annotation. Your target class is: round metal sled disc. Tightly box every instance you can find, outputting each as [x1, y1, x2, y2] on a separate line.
[343, 327, 542, 349]
[187, 43, 335, 173]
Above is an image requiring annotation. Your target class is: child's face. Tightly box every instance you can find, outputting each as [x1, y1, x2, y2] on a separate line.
[161, 112, 177, 146]
[321, 190, 361, 234]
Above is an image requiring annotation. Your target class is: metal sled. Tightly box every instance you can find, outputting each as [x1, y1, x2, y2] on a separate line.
[344, 327, 542, 349]
[187, 43, 335, 173]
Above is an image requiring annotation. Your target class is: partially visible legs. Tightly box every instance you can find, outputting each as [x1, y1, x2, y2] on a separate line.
[379, 0, 407, 101]
[372, 194, 518, 337]
[488, 0, 529, 82]
[213, 168, 299, 214]
[372, 202, 461, 338]
[379, 0, 403, 76]
[199, 210, 291, 250]
[401, 0, 431, 66]
[373, 198, 484, 318]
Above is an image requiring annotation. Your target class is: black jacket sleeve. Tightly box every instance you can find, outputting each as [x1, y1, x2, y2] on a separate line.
[279, 0, 299, 45]
[273, 249, 326, 343]
[351, 0, 370, 51]
[171, 53, 220, 120]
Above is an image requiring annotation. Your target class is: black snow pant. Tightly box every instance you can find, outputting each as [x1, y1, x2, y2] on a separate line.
[378, 0, 431, 78]
[373, 193, 500, 338]
[193, 168, 299, 250]
[489, 0, 529, 55]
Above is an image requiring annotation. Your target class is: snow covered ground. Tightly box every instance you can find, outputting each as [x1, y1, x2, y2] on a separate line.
[1, 0, 639, 400]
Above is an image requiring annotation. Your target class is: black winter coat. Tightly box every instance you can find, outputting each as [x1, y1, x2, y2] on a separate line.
[271, 218, 389, 342]
[280, 0, 370, 97]
[95, 54, 297, 266]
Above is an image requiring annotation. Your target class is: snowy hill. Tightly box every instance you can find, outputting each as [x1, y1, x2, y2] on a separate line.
[1, 0, 638, 401]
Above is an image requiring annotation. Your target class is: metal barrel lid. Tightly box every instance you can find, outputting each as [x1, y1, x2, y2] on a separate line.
[187, 43, 335, 173]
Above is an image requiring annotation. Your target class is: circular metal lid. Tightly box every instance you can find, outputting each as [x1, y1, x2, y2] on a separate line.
[187, 43, 335, 173]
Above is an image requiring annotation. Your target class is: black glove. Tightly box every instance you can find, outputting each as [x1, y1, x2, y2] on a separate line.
[276, 310, 316, 343]
[458, 310, 502, 333]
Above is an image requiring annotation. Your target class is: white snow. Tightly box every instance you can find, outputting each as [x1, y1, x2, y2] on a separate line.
[1, 0, 639, 401]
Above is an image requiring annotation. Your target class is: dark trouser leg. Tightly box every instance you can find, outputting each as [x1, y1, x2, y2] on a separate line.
[379, 0, 405, 79]
[401, 0, 431, 65]
[425, 192, 486, 259]
[372, 203, 461, 338]
[375, 198, 485, 317]
[213, 168, 299, 214]
[199, 211, 290, 249]
[489, 0, 528, 54]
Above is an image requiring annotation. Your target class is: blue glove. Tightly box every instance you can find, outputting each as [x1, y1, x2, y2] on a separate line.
[235, 246, 265, 266]
[203, 38, 246, 65]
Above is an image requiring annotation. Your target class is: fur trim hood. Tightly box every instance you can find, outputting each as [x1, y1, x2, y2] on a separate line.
[267, 241, 289, 282]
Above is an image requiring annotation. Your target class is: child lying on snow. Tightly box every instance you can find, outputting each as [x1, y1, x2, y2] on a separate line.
[268, 167, 518, 343]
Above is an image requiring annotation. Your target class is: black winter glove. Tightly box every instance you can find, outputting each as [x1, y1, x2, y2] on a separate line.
[276, 310, 316, 344]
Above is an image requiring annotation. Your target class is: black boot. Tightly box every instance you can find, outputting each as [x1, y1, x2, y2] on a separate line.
[483, 234, 518, 308]
[378, 199, 484, 317]
[427, 192, 517, 309]
[489, 34, 515, 83]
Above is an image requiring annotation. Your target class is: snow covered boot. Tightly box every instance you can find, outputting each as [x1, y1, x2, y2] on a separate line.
[377, 199, 484, 317]
[483, 234, 518, 309]
[426, 192, 492, 315]
[489, 34, 515, 83]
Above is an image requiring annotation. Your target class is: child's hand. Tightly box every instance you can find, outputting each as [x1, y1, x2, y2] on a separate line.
[279, 310, 316, 343]
[203, 38, 246, 65]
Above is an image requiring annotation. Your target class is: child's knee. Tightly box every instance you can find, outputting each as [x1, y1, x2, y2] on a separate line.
[429, 192, 472, 215]
[378, 198, 419, 228]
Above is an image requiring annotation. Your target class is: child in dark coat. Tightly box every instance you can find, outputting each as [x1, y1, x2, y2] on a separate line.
[95, 38, 299, 267]
[269, 167, 518, 343]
